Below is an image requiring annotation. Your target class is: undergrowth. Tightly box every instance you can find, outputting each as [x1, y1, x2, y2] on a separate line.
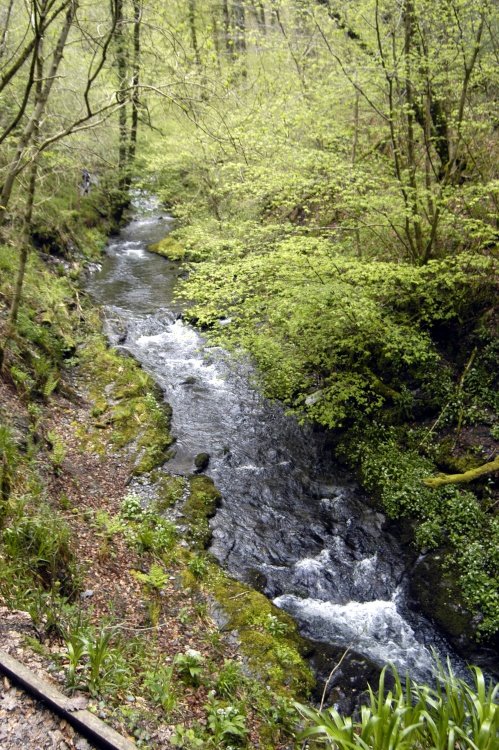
[297, 661, 498, 750]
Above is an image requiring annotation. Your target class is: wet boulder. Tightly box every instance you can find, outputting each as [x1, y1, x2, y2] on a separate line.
[194, 452, 210, 473]
[410, 551, 477, 649]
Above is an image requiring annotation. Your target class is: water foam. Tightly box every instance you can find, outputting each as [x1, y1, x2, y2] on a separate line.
[274, 593, 435, 677]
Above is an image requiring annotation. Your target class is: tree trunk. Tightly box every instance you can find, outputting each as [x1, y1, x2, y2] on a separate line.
[211, 10, 222, 70]
[423, 457, 499, 488]
[128, 0, 142, 165]
[352, 87, 361, 258]
[234, 0, 246, 54]
[222, 0, 232, 56]
[0, 31, 44, 370]
[0, 0, 77, 222]
[188, 0, 202, 67]
[115, 0, 129, 191]
[403, 0, 424, 262]
[0, 0, 15, 60]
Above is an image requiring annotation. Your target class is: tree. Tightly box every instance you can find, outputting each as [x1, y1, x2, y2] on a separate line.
[0, 0, 127, 365]
[0, 1, 78, 220]
[313, 0, 497, 263]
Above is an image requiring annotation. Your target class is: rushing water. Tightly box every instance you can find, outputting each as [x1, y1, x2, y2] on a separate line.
[87, 195, 469, 706]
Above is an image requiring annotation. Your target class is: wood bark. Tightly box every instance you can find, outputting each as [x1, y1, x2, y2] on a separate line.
[188, 0, 202, 67]
[0, 0, 15, 60]
[128, 0, 142, 164]
[222, 0, 232, 56]
[115, 0, 129, 190]
[0, 33, 44, 369]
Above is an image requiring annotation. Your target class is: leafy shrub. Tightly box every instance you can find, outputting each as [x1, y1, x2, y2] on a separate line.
[205, 690, 248, 746]
[144, 662, 178, 715]
[215, 659, 244, 699]
[2, 502, 79, 598]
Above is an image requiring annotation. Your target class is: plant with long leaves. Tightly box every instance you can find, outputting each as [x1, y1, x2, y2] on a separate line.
[296, 662, 498, 750]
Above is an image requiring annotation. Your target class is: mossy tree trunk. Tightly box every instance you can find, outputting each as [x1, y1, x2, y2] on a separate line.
[128, 0, 142, 166]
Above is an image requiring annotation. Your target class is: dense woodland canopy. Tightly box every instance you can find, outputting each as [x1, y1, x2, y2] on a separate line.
[0, 0, 498, 745]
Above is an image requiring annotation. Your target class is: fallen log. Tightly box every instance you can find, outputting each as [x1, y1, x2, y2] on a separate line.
[423, 456, 499, 488]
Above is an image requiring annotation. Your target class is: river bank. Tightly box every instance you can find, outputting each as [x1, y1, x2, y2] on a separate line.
[86, 196, 496, 692]
[0, 206, 314, 748]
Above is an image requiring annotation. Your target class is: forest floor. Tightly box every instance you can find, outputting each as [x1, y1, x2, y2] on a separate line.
[0, 355, 292, 749]
[0, 372, 196, 747]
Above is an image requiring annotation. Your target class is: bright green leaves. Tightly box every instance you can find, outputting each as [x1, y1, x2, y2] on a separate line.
[181, 242, 493, 430]
[296, 662, 498, 750]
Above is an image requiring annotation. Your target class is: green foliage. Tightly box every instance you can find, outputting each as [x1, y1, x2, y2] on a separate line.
[205, 564, 314, 696]
[63, 626, 132, 698]
[187, 554, 208, 579]
[0, 243, 79, 400]
[175, 648, 205, 686]
[205, 690, 248, 745]
[144, 662, 178, 715]
[152, 473, 187, 511]
[132, 562, 169, 592]
[120, 492, 144, 520]
[179, 247, 494, 429]
[339, 426, 499, 637]
[183, 475, 221, 549]
[0, 425, 19, 501]
[79, 333, 174, 473]
[47, 429, 66, 473]
[215, 659, 244, 700]
[118, 495, 177, 555]
[1, 500, 80, 599]
[171, 725, 206, 749]
[297, 662, 498, 750]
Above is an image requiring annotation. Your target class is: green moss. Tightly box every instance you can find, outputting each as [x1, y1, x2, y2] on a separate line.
[178, 474, 312, 696]
[0, 243, 81, 399]
[152, 474, 187, 512]
[205, 565, 314, 697]
[411, 552, 476, 640]
[147, 236, 185, 260]
[183, 475, 221, 548]
[435, 439, 484, 474]
[78, 332, 174, 473]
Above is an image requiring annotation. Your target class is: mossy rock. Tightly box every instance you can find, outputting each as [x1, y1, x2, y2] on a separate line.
[435, 438, 484, 475]
[410, 551, 477, 647]
[205, 566, 314, 697]
[183, 475, 221, 548]
[152, 474, 187, 511]
[147, 236, 185, 261]
[78, 334, 173, 473]
[194, 452, 210, 472]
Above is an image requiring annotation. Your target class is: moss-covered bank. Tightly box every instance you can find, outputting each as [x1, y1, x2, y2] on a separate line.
[78, 329, 174, 474]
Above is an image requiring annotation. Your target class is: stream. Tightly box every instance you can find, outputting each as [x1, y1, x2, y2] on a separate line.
[87, 194, 469, 707]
